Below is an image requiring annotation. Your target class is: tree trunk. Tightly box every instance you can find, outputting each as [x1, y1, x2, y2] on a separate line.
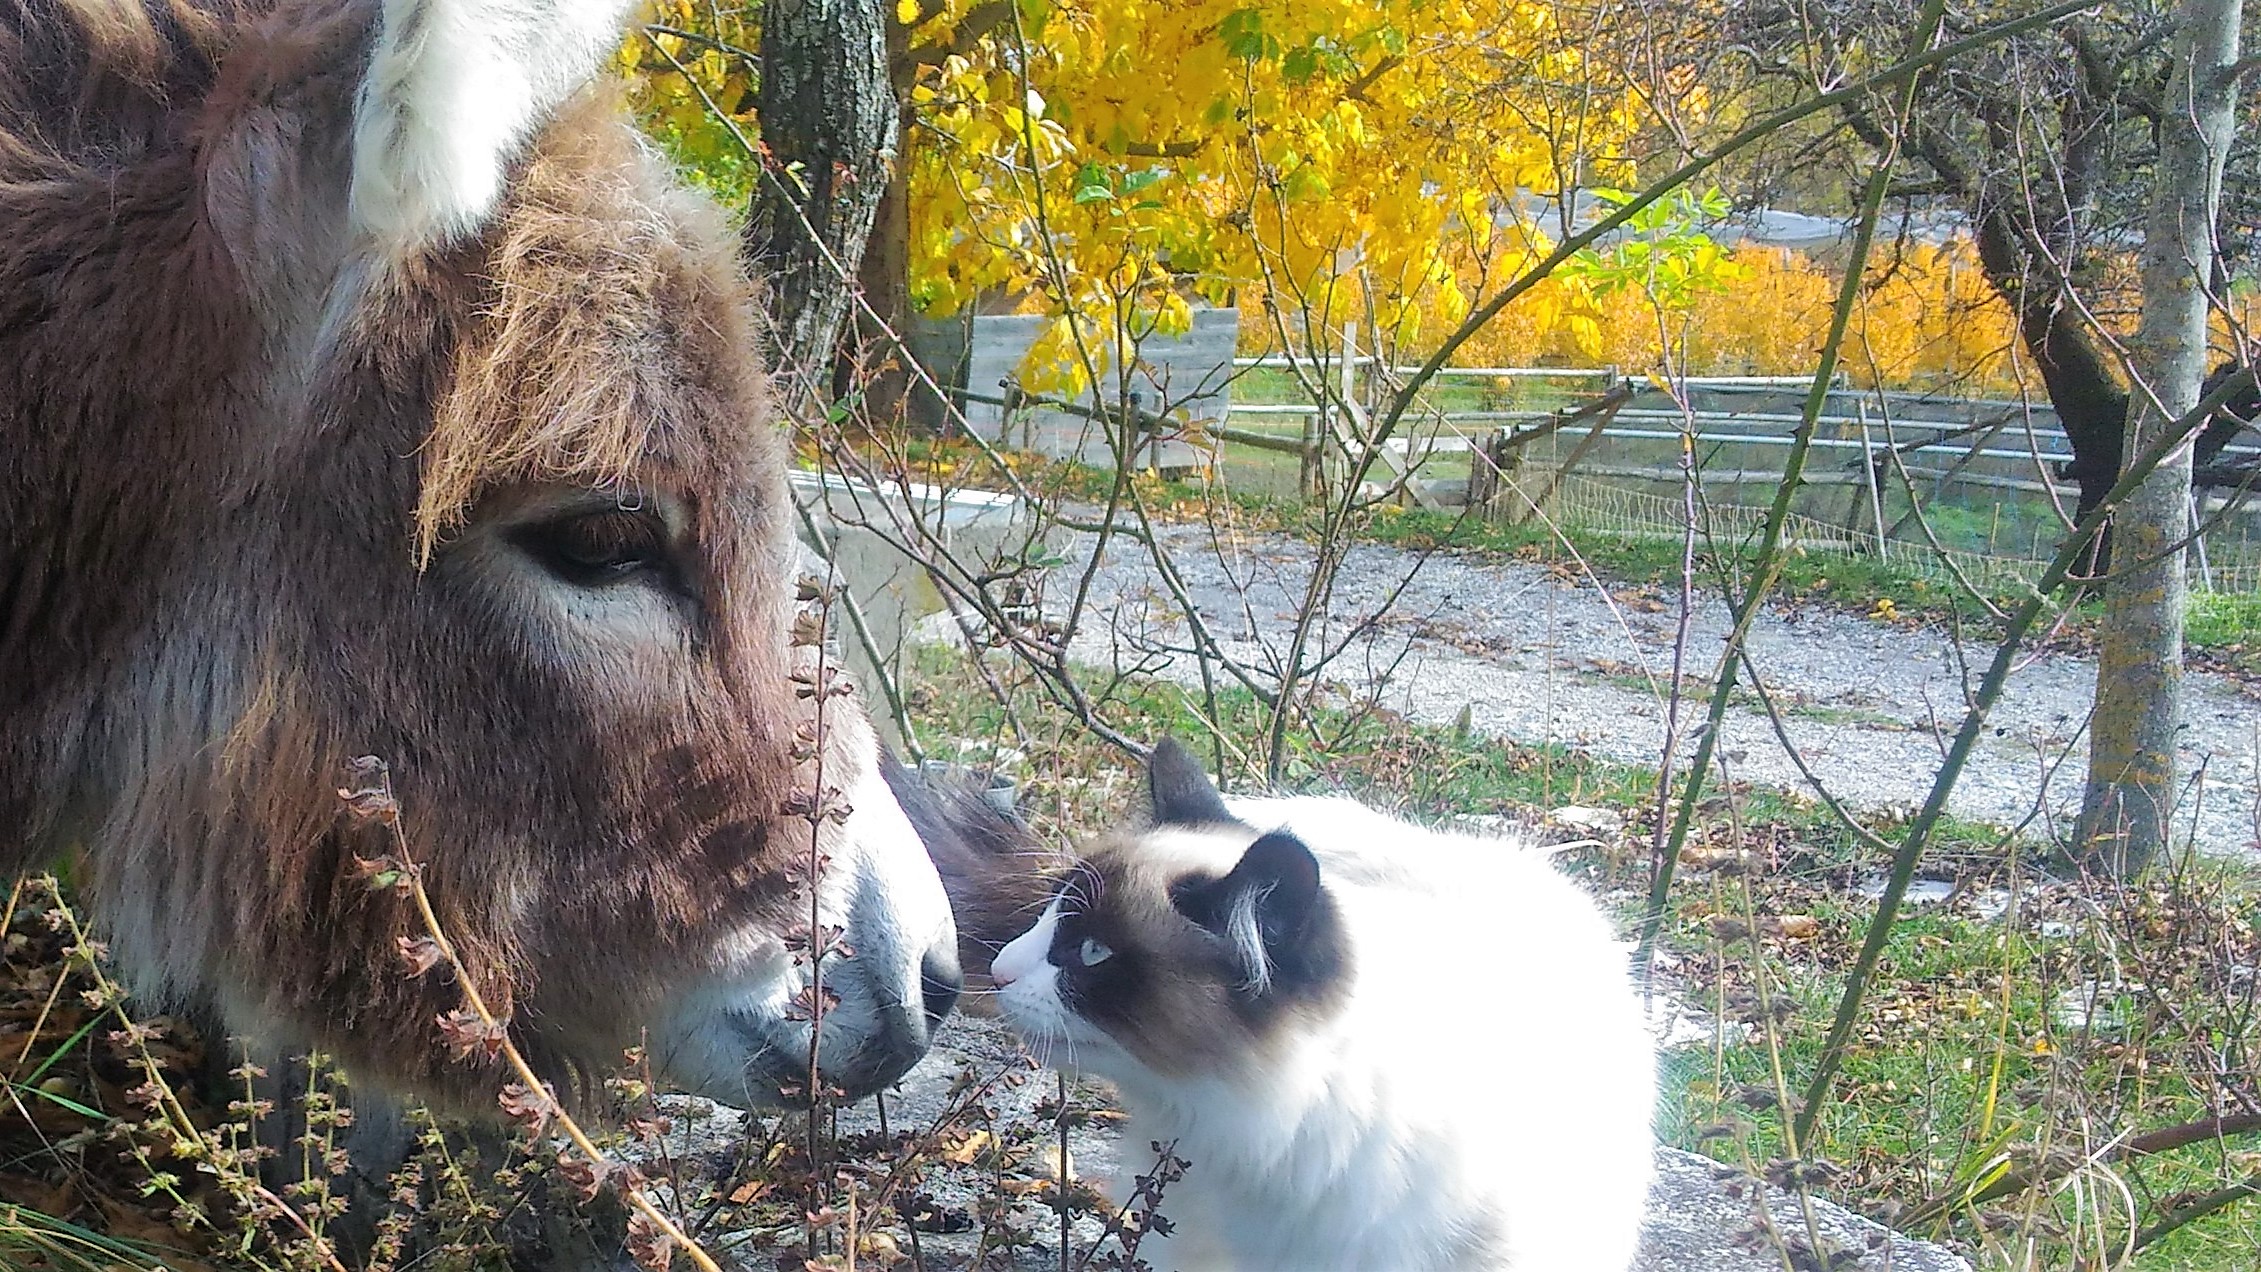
[1959, 179, 2129, 575]
[838, 10, 916, 423]
[2077, 0, 2241, 873]
[747, 0, 898, 411]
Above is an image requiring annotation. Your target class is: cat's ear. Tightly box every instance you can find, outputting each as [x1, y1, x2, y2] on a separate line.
[1147, 737, 1235, 827]
[1171, 831, 1328, 995]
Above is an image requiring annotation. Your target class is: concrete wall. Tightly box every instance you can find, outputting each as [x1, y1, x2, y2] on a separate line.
[912, 308, 1238, 471]
[786, 471, 1045, 745]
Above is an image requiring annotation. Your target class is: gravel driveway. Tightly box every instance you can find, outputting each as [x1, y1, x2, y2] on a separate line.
[1053, 522, 2261, 859]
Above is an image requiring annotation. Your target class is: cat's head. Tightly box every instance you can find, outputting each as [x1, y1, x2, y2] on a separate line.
[988, 739, 1350, 1083]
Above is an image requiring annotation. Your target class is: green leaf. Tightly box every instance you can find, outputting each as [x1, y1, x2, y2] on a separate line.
[16, 1017, 102, 1087]
[1071, 162, 1114, 203]
[1219, 7, 1267, 59]
[10, 1082, 105, 1120]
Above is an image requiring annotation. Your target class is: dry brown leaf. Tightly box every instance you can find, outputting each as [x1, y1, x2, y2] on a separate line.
[0, 1171, 80, 1218]
[941, 1128, 993, 1165]
[856, 1231, 906, 1265]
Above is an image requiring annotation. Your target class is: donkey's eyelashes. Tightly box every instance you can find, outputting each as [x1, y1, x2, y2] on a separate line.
[515, 508, 673, 588]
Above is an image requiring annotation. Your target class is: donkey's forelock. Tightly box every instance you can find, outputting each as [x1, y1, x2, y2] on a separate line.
[413, 92, 767, 563]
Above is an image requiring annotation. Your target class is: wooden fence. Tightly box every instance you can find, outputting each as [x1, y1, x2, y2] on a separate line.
[1217, 361, 2261, 591]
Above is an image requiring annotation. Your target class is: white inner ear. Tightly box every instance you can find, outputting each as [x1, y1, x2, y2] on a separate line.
[351, 0, 643, 253]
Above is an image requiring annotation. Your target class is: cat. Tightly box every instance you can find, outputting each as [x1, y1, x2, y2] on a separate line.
[988, 739, 1656, 1271]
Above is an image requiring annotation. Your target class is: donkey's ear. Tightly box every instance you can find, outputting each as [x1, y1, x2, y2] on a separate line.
[350, 0, 642, 252]
[1169, 831, 1333, 995]
[1147, 737, 1235, 827]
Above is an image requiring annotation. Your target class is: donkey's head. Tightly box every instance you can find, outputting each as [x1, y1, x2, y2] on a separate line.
[0, 0, 956, 1106]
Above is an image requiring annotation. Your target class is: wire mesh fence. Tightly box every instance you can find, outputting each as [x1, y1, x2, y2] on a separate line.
[1535, 473, 2064, 596]
[1504, 471, 2261, 599]
[1198, 359, 2261, 596]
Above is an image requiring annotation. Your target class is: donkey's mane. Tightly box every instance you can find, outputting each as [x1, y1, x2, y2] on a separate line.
[1, 0, 244, 172]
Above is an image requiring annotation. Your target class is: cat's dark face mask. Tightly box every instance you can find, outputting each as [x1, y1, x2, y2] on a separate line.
[986, 740, 1351, 1081]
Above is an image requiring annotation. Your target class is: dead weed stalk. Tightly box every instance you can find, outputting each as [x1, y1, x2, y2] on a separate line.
[336, 756, 722, 1272]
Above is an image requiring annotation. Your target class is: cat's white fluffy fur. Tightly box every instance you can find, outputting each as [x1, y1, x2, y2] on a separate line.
[993, 792, 1656, 1271]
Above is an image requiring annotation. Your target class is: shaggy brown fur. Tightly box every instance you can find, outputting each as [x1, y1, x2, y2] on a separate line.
[0, 0, 899, 1104]
[882, 757, 1067, 1003]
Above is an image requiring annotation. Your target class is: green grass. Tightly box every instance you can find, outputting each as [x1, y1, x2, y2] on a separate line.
[903, 645, 2261, 1269]
[0, 1212, 171, 1272]
[2186, 590, 2261, 674]
[1670, 867, 2261, 1271]
[1226, 365, 1594, 415]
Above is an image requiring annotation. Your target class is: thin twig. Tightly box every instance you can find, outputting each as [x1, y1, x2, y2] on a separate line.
[1638, 0, 1949, 967]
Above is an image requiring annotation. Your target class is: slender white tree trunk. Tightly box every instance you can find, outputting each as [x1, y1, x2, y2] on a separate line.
[2079, 0, 2241, 872]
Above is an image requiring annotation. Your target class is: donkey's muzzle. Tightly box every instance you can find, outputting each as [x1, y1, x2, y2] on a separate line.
[819, 935, 961, 1099]
[921, 946, 964, 1026]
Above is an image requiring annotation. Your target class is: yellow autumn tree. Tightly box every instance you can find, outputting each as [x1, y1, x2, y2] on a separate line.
[620, 5, 761, 204]
[1570, 242, 2026, 392]
[895, 0, 1649, 394]
[621, 4, 2052, 395]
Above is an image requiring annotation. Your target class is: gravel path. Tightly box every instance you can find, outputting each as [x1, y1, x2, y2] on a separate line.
[1053, 522, 2261, 859]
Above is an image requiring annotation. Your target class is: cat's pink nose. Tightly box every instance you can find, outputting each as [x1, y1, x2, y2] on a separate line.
[989, 920, 1048, 987]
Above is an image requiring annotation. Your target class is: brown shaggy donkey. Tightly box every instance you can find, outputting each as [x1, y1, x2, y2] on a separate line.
[0, 0, 971, 1112]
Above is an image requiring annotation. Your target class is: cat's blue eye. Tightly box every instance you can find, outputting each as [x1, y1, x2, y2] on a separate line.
[1079, 937, 1113, 966]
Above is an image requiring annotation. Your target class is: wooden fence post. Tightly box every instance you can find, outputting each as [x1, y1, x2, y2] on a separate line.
[1857, 400, 1890, 558]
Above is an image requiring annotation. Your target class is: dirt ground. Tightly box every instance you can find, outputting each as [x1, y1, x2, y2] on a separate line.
[1056, 522, 2261, 860]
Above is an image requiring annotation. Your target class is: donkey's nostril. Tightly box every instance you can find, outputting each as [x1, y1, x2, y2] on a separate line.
[920, 947, 963, 1025]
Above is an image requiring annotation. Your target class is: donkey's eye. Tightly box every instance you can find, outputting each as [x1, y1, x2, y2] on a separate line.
[518, 510, 670, 587]
[1078, 938, 1113, 967]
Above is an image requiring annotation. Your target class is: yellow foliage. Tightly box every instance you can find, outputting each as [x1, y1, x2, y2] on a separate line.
[899, 0, 1647, 392]
[619, 0, 761, 205]
[1442, 241, 2034, 393]
[616, 4, 2154, 397]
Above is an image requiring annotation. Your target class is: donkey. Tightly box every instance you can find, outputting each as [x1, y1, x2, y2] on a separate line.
[0, 0, 963, 1113]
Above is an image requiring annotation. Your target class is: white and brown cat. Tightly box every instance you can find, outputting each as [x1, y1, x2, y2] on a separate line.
[987, 740, 1656, 1271]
